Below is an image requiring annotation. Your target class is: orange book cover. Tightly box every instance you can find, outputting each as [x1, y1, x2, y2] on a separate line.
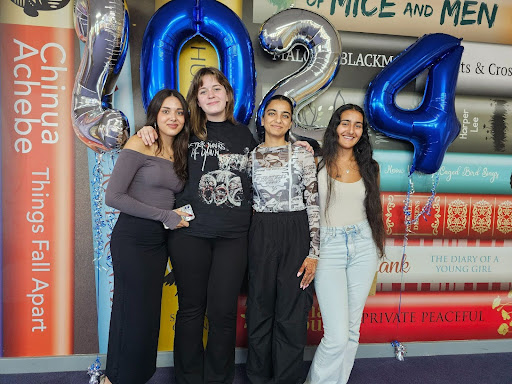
[0, 22, 75, 356]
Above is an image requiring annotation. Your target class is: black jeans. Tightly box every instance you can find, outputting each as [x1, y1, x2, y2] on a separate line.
[246, 211, 313, 384]
[168, 230, 248, 384]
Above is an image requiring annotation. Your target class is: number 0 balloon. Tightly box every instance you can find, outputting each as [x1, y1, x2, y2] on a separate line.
[140, 0, 256, 125]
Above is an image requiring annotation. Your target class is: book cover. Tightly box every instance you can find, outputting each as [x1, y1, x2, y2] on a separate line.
[381, 192, 512, 239]
[0, 18, 75, 356]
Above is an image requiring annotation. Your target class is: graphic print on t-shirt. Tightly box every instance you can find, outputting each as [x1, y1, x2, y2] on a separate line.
[191, 140, 250, 207]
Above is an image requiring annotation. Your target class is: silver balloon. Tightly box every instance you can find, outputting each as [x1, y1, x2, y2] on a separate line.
[257, 8, 342, 138]
[72, 0, 130, 153]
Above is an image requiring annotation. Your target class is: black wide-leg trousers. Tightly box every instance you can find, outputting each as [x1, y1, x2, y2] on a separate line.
[106, 213, 169, 384]
[246, 211, 313, 384]
[168, 230, 248, 384]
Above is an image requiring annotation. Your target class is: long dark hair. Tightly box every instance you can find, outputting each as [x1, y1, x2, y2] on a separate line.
[145, 89, 190, 182]
[319, 104, 385, 257]
[260, 94, 294, 142]
[186, 67, 236, 141]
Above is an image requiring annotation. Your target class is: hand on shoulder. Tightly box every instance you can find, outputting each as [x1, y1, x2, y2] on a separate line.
[136, 125, 158, 146]
[123, 135, 155, 156]
[293, 140, 314, 154]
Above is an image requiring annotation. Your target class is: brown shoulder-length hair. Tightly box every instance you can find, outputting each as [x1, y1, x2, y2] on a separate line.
[144, 89, 190, 182]
[318, 104, 385, 258]
[186, 67, 236, 141]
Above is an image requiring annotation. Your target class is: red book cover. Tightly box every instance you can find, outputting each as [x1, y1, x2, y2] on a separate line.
[236, 291, 512, 346]
[381, 192, 512, 239]
[0, 22, 75, 356]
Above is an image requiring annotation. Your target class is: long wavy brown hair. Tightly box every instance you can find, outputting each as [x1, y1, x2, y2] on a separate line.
[144, 89, 190, 182]
[186, 67, 236, 141]
[319, 104, 385, 257]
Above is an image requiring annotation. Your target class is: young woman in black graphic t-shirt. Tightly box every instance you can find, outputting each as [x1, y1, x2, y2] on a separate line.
[139, 67, 257, 384]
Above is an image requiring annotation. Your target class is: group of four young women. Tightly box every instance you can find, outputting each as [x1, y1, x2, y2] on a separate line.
[103, 66, 384, 384]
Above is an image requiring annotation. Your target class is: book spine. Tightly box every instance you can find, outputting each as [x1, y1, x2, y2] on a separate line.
[0, 9, 75, 356]
[237, 290, 512, 346]
[263, 27, 512, 98]
[369, 95, 512, 155]
[359, 291, 512, 343]
[385, 238, 509, 247]
[381, 192, 512, 239]
[375, 150, 512, 194]
[271, 84, 512, 155]
[377, 243, 512, 286]
[377, 282, 512, 293]
[254, 2, 512, 46]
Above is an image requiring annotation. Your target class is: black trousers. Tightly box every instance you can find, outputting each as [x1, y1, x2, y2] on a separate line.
[168, 230, 248, 384]
[106, 213, 169, 384]
[246, 211, 313, 384]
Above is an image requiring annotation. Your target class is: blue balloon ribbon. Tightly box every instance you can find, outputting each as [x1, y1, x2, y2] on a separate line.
[140, 0, 256, 125]
[365, 33, 464, 175]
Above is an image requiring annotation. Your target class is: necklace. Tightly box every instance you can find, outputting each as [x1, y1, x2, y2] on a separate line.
[334, 157, 357, 178]
[335, 169, 350, 177]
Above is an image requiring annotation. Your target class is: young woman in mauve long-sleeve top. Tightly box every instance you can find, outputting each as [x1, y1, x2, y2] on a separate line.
[102, 89, 190, 384]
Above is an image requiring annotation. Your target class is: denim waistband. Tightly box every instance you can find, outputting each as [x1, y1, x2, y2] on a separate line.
[321, 221, 370, 260]
[321, 220, 370, 237]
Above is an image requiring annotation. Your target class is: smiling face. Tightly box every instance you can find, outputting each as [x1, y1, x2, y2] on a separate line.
[156, 96, 185, 139]
[262, 99, 293, 141]
[196, 74, 228, 121]
[336, 109, 363, 151]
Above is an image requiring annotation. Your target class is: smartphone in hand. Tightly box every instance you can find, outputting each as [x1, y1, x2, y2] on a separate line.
[164, 204, 195, 229]
[177, 204, 195, 221]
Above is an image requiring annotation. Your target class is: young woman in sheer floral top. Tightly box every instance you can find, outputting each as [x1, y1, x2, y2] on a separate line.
[246, 95, 320, 384]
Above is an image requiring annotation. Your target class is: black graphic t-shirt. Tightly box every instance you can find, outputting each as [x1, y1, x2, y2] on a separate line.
[175, 120, 258, 238]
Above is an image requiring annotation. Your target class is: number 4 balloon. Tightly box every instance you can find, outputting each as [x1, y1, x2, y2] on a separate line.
[365, 33, 464, 175]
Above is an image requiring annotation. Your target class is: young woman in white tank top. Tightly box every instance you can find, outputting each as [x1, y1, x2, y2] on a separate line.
[305, 104, 385, 384]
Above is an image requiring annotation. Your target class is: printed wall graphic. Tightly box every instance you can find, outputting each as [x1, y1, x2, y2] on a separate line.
[253, 1, 512, 45]
[236, 291, 512, 346]
[0, 1, 75, 356]
[0, 0, 510, 358]
[381, 192, 512, 239]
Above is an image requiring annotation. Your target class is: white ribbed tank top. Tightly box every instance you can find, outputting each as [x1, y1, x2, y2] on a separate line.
[318, 166, 366, 227]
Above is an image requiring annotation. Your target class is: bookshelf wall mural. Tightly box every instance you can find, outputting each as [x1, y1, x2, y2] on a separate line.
[0, 0, 511, 357]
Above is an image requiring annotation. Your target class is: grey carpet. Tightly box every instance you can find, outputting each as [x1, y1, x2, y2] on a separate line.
[1, 353, 511, 383]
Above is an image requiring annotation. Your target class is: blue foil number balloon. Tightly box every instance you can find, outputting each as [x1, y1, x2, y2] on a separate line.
[365, 33, 464, 175]
[140, 0, 256, 125]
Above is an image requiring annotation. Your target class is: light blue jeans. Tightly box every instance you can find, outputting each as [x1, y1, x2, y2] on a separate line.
[305, 221, 378, 384]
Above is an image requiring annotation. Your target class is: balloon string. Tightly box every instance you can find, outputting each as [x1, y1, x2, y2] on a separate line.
[88, 152, 105, 381]
[89, 151, 119, 382]
[396, 172, 439, 337]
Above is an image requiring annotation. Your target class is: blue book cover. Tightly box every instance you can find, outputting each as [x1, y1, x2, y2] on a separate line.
[375, 150, 512, 194]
